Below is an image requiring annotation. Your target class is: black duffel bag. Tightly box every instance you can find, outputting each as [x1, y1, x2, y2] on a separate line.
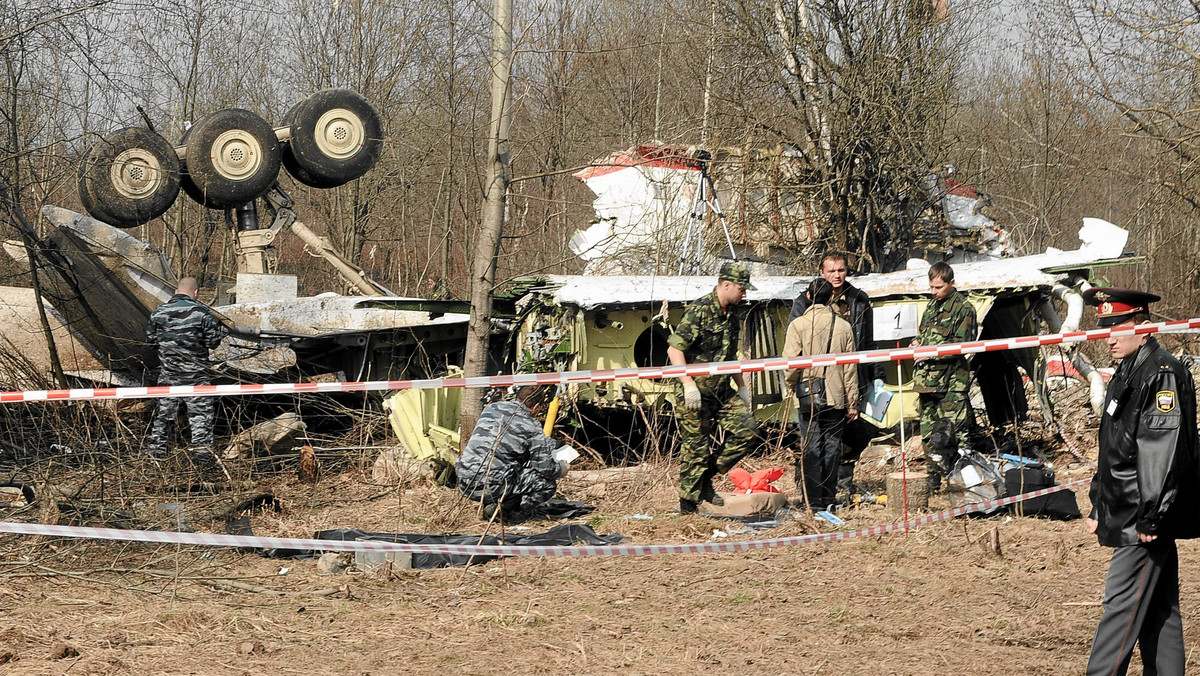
[1004, 467, 1081, 521]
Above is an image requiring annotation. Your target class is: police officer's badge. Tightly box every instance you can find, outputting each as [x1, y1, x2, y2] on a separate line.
[1156, 390, 1176, 413]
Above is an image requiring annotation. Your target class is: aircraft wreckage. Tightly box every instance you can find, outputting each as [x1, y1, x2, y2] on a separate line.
[0, 132, 1137, 464]
[0, 89, 472, 393]
[0, 204, 469, 386]
[385, 143, 1135, 462]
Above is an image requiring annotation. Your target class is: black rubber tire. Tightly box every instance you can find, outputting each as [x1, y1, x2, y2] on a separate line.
[280, 101, 342, 189]
[283, 89, 382, 187]
[178, 172, 208, 208]
[282, 145, 346, 189]
[78, 127, 181, 227]
[177, 125, 207, 207]
[181, 108, 281, 209]
[77, 163, 118, 225]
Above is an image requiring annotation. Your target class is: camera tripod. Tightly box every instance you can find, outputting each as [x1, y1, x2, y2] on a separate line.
[677, 150, 739, 275]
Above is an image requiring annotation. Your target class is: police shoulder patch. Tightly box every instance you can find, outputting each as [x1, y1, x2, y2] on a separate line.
[1156, 390, 1176, 413]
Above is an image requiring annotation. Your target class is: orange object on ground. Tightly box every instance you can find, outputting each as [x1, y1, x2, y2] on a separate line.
[729, 467, 784, 494]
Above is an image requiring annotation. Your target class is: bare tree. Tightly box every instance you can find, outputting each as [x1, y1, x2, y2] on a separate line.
[710, 0, 979, 271]
[460, 0, 515, 439]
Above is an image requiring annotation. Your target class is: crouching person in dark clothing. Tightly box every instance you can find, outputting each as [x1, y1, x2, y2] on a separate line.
[456, 386, 571, 521]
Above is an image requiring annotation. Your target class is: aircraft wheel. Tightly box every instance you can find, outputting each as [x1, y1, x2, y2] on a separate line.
[181, 108, 281, 209]
[78, 127, 181, 227]
[282, 89, 382, 188]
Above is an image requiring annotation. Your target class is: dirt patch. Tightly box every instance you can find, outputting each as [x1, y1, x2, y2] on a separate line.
[0, 385, 1195, 675]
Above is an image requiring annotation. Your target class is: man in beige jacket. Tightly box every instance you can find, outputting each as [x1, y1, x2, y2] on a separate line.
[783, 278, 858, 511]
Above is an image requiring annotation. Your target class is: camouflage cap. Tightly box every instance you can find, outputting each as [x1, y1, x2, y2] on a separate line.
[718, 261, 756, 290]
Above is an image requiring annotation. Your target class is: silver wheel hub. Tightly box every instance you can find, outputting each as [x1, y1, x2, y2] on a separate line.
[313, 108, 364, 160]
[209, 129, 263, 181]
[110, 148, 164, 199]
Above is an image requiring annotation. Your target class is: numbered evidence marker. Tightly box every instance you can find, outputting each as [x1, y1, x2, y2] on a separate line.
[873, 304, 919, 341]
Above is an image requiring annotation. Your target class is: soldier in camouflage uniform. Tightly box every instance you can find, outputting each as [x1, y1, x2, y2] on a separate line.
[911, 262, 977, 487]
[144, 277, 227, 464]
[456, 386, 571, 520]
[666, 262, 757, 513]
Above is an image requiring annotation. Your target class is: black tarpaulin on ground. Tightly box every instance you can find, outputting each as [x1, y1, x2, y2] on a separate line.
[504, 498, 596, 523]
[259, 522, 623, 569]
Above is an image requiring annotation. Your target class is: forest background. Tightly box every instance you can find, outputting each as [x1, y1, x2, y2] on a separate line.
[0, 0, 1196, 321]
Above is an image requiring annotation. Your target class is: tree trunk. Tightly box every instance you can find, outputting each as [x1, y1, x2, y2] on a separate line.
[460, 0, 514, 446]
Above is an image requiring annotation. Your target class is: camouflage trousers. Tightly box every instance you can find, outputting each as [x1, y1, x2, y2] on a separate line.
[918, 390, 973, 479]
[677, 389, 756, 501]
[146, 373, 215, 454]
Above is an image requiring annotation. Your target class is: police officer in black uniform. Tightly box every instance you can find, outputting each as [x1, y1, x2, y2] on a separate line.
[1083, 287, 1200, 676]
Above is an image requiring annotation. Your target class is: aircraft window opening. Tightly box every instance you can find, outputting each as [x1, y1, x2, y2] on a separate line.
[633, 325, 671, 367]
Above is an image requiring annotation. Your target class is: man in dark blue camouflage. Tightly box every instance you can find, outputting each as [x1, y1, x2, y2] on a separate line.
[667, 261, 757, 514]
[456, 386, 571, 520]
[144, 277, 227, 467]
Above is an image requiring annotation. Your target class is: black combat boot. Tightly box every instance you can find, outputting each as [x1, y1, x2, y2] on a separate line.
[699, 481, 725, 507]
[679, 498, 699, 514]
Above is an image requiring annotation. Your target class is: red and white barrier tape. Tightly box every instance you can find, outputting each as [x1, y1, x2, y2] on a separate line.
[3, 318, 1195, 404]
[0, 479, 1090, 557]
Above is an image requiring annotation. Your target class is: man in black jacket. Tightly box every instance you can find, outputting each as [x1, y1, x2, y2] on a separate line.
[789, 253, 883, 498]
[1083, 287, 1200, 676]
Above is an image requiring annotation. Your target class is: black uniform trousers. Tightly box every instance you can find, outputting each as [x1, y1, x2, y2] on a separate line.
[795, 406, 846, 511]
[1087, 538, 1184, 676]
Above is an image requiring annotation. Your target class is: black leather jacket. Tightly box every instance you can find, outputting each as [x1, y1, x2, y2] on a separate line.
[789, 281, 882, 397]
[1089, 338, 1200, 547]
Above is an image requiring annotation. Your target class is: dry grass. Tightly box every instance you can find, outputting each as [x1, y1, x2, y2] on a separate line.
[0, 383, 1196, 674]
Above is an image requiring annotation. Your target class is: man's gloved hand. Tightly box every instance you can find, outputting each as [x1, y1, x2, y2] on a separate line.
[682, 381, 702, 410]
[739, 386, 752, 408]
[552, 445, 578, 479]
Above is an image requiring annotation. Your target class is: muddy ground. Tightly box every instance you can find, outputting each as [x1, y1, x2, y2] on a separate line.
[0, 387, 1196, 675]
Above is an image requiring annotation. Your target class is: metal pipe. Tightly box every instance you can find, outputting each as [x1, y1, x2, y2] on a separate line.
[235, 201, 259, 232]
[1043, 283, 1105, 411]
[290, 221, 388, 297]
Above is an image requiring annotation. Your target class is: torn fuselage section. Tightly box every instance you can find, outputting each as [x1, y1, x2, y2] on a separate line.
[1, 207, 472, 387]
[0, 206, 181, 381]
[217, 296, 470, 382]
[568, 143, 1016, 275]
[515, 217, 1133, 437]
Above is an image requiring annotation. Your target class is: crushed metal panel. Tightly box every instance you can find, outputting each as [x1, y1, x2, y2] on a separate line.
[41, 206, 179, 296]
[217, 295, 469, 336]
[569, 143, 1026, 272]
[8, 206, 184, 379]
[219, 295, 471, 381]
[0, 286, 108, 382]
[34, 231, 161, 375]
[383, 387, 461, 462]
[211, 336, 297, 375]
